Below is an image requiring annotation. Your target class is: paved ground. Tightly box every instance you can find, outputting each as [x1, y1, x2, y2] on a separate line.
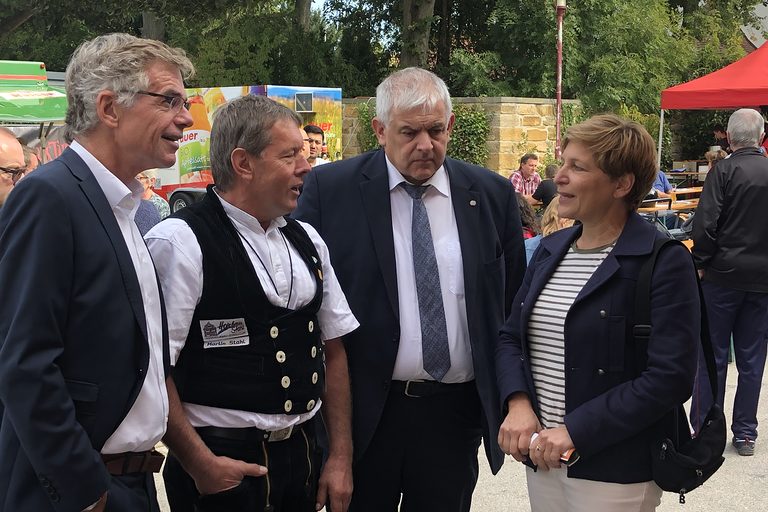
[155, 360, 766, 511]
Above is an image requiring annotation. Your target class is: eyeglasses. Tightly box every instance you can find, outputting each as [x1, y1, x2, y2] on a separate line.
[0, 166, 27, 184]
[305, 139, 323, 146]
[137, 91, 191, 113]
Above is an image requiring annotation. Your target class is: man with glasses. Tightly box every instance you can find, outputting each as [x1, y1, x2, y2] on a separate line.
[304, 125, 329, 167]
[0, 33, 194, 512]
[0, 127, 25, 211]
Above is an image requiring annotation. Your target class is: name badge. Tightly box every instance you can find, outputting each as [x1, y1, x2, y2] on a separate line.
[200, 318, 250, 349]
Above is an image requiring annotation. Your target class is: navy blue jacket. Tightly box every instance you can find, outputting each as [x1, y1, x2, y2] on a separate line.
[0, 148, 169, 511]
[295, 149, 526, 474]
[496, 213, 699, 483]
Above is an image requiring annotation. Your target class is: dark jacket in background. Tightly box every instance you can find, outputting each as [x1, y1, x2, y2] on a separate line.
[693, 147, 768, 292]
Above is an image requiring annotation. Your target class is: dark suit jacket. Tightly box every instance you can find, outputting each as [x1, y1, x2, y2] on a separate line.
[0, 148, 167, 511]
[294, 149, 525, 474]
[496, 213, 699, 483]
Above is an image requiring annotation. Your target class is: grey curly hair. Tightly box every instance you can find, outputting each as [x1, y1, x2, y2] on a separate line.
[65, 33, 195, 136]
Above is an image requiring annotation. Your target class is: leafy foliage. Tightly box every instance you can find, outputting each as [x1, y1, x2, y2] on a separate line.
[448, 104, 490, 165]
[354, 101, 379, 153]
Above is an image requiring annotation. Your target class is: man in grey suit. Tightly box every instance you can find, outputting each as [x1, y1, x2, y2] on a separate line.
[294, 67, 526, 511]
[0, 33, 194, 511]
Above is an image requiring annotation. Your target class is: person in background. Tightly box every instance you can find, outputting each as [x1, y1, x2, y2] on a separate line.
[692, 108, 768, 457]
[300, 127, 311, 160]
[135, 199, 162, 236]
[510, 153, 541, 202]
[524, 196, 574, 264]
[713, 125, 731, 154]
[530, 163, 557, 208]
[497, 114, 699, 511]
[304, 125, 329, 167]
[137, 169, 171, 219]
[20, 143, 41, 175]
[651, 170, 673, 199]
[517, 192, 540, 240]
[704, 149, 727, 170]
[0, 128, 25, 211]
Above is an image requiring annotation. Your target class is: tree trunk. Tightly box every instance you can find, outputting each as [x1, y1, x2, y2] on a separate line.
[0, 8, 37, 39]
[436, 0, 451, 71]
[295, 0, 311, 30]
[401, 0, 436, 68]
[141, 12, 165, 41]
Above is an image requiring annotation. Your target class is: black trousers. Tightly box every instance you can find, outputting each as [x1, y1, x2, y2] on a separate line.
[350, 381, 483, 512]
[163, 420, 321, 512]
[105, 472, 160, 512]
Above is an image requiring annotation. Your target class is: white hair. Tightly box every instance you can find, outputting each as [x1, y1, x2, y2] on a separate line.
[375, 67, 452, 126]
[65, 33, 195, 136]
[727, 108, 765, 149]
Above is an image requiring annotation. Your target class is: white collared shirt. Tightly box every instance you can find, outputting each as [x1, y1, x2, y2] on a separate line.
[386, 156, 473, 383]
[145, 190, 359, 430]
[69, 141, 168, 454]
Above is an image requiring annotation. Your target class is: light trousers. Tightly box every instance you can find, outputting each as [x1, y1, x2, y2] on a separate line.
[526, 466, 662, 512]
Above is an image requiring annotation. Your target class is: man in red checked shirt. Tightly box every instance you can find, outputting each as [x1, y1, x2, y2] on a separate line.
[509, 153, 541, 201]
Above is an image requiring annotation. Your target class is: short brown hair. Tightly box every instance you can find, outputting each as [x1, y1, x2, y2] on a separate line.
[562, 114, 657, 209]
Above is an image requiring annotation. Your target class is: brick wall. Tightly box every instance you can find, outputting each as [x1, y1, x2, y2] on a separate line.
[341, 96, 581, 178]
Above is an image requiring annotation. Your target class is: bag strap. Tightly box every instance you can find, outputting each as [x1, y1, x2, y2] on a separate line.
[633, 238, 718, 401]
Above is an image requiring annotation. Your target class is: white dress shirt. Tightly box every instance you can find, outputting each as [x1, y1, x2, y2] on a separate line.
[69, 141, 168, 454]
[145, 189, 359, 430]
[386, 156, 474, 383]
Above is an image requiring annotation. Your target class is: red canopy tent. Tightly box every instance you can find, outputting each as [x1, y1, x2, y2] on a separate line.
[661, 42, 768, 109]
[656, 42, 768, 166]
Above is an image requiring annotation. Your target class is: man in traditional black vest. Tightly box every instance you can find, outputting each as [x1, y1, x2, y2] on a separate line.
[295, 68, 526, 511]
[146, 95, 358, 512]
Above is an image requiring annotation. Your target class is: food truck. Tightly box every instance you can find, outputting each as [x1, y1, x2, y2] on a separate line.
[0, 60, 68, 161]
[156, 84, 343, 212]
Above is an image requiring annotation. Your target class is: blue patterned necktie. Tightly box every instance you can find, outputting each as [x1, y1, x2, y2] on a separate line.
[400, 182, 451, 381]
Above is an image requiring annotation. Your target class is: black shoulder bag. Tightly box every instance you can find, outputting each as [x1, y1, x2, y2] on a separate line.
[634, 238, 726, 504]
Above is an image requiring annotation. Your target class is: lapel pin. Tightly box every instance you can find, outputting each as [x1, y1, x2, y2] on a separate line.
[469, 199, 477, 207]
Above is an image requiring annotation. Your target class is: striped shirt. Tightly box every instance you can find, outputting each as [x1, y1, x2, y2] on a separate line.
[528, 241, 614, 428]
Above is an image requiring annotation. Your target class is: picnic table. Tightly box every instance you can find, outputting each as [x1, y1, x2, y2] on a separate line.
[670, 186, 702, 201]
[638, 199, 699, 213]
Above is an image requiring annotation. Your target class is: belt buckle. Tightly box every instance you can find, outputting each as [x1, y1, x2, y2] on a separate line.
[404, 380, 421, 398]
[268, 425, 293, 442]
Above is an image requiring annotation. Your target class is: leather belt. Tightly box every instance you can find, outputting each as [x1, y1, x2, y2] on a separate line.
[390, 379, 475, 398]
[196, 425, 297, 443]
[101, 449, 165, 475]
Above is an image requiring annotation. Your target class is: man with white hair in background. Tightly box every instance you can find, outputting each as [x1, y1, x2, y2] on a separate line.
[691, 108, 768, 457]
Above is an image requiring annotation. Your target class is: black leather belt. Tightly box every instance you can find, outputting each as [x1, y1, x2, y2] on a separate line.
[390, 379, 475, 398]
[196, 424, 300, 443]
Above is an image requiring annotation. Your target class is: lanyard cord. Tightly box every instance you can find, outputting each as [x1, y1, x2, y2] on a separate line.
[235, 226, 294, 307]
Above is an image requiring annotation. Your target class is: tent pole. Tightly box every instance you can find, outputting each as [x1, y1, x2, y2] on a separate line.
[657, 109, 665, 170]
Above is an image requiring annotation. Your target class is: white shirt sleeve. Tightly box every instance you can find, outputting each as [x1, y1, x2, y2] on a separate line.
[145, 218, 204, 365]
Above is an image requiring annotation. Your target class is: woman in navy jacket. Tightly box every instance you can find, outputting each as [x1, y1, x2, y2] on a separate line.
[496, 114, 700, 511]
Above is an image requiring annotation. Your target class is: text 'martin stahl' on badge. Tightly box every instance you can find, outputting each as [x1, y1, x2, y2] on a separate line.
[200, 318, 250, 349]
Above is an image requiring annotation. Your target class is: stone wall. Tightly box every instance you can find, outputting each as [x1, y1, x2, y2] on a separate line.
[341, 96, 581, 178]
